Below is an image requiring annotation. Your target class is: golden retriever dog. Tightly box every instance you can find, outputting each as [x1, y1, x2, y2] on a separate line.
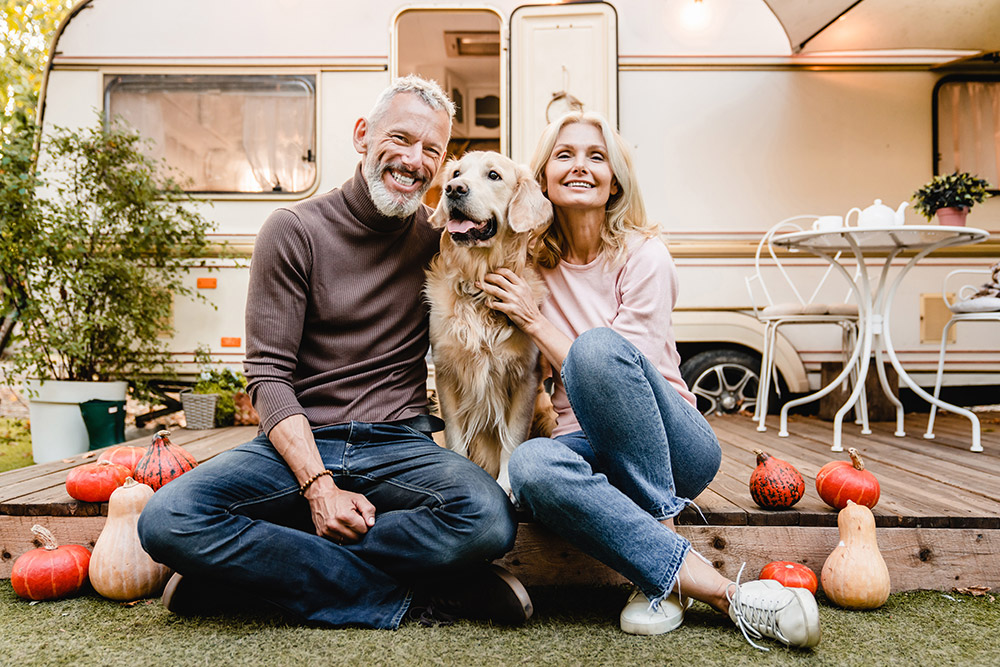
[426, 151, 553, 493]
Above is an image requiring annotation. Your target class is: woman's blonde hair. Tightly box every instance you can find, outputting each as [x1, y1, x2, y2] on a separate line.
[530, 111, 660, 269]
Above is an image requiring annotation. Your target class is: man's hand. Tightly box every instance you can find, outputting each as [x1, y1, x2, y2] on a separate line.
[268, 414, 377, 544]
[303, 475, 376, 544]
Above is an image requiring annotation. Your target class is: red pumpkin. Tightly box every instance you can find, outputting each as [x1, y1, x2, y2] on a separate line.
[816, 447, 880, 510]
[759, 561, 818, 594]
[133, 430, 198, 491]
[65, 460, 131, 502]
[11, 525, 91, 601]
[97, 445, 147, 473]
[749, 449, 805, 510]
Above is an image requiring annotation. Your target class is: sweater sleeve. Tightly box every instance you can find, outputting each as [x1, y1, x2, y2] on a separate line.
[610, 237, 678, 364]
[243, 209, 312, 434]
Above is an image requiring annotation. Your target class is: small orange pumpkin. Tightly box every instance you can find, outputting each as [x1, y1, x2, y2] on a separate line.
[97, 445, 147, 474]
[65, 460, 131, 502]
[11, 525, 91, 601]
[816, 448, 880, 510]
[759, 561, 818, 595]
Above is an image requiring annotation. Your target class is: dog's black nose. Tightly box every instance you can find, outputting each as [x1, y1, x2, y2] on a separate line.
[445, 182, 468, 199]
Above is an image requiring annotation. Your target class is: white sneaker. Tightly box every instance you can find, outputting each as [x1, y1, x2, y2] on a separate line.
[619, 588, 691, 635]
[727, 578, 821, 650]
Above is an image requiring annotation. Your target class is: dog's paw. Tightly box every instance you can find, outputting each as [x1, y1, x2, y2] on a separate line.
[497, 467, 513, 498]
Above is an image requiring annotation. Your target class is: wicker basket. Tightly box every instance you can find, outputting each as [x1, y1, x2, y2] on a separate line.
[181, 390, 218, 430]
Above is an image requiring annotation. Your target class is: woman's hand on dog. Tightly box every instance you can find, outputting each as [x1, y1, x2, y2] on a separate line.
[481, 268, 574, 371]
[480, 268, 542, 333]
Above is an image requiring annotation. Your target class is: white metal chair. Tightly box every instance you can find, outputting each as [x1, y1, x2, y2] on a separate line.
[924, 264, 1000, 447]
[746, 217, 868, 434]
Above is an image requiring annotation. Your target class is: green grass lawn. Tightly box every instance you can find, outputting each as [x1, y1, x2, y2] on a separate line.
[0, 417, 32, 473]
[1, 582, 997, 666]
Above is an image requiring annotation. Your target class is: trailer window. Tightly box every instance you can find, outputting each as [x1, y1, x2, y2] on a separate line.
[934, 77, 1000, 189]
[105, 75, 316, 194]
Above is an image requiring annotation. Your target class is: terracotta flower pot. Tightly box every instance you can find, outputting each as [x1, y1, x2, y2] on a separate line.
[935, 206, 969, 227]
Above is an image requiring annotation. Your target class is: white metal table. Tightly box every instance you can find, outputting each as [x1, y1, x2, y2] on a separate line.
[772, 225, 990, 452]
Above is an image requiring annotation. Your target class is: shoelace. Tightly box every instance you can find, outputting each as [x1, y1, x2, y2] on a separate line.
[725, 563, 791, 652]
[408, 602, 457, 628]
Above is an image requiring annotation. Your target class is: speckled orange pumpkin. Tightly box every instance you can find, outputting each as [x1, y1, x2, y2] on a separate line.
[749, 449, 805, 510]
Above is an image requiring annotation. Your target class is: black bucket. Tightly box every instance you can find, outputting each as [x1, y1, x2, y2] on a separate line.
[79, 399, 127, 450]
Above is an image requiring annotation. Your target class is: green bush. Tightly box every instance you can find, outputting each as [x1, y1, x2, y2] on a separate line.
[1, 117, 215, 395]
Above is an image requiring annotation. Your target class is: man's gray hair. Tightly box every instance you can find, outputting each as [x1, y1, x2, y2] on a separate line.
[367, 75, 455, 129]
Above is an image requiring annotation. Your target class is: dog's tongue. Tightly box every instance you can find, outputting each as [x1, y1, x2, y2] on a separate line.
[446, 218, 477, 234]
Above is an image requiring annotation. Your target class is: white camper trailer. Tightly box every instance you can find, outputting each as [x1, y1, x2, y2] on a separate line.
[37, 0, 1000, 415]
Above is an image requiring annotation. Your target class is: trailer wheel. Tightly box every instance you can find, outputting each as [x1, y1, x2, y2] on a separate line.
[680, 350, 761, 417]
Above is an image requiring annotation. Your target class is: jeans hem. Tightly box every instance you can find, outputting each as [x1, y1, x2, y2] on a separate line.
[647, 535, 691, 610]
[648, 496, 693, 522]
[390, 588, 414, 629]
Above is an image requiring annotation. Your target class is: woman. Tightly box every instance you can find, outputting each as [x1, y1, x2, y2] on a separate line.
[479, 111, 820, 650]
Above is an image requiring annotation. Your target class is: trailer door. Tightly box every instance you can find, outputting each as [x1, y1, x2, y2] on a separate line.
[509, 3, 618, 163]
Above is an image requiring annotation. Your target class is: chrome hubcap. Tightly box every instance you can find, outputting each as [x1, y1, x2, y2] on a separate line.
[691, 363, 759, 416]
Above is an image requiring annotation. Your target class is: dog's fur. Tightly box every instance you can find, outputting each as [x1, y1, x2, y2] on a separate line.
[426, 151, 553, 492]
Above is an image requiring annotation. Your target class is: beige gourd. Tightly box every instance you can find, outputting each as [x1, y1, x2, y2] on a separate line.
[89, 477, 172, 601]
[821, 500, 890, 609]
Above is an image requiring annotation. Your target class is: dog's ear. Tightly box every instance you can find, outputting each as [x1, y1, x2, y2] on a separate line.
[428, 197, 449, 229]
[508, 166, 553, 233]
[427, 160, 456, 229]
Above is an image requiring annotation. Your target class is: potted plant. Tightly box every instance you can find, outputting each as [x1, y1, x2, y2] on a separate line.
[182, 346, 249, 429]
[912, 171, 992, 226]
[0, 117, 215, 461]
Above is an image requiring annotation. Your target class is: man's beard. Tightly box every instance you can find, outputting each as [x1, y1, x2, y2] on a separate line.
[363, 154, 429, 218]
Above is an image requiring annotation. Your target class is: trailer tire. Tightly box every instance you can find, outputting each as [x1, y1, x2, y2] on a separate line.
[680, 349, 762, 417]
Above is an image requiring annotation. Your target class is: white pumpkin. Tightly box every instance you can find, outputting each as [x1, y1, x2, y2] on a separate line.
[89, 477, 172, 601]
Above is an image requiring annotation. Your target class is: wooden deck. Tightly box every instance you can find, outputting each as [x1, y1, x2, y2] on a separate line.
[3, 413, 999, 592]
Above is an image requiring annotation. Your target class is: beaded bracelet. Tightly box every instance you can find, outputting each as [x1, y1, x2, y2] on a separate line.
[299, 469, 334, 496]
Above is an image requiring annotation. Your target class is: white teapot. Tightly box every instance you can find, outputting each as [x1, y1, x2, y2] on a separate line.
[846, 199, 909, 228]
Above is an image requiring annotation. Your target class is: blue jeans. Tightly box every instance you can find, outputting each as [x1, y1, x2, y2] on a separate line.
[508, 328, 721, 605]
[138, 422, 517, 629]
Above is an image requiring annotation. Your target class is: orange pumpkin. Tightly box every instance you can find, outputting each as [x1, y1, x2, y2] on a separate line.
[816, 448, 880, 510]
[11, 525, 91, 601]
[759, 561, 818, 594]
[65, 460, 131, 502]
[133, 430, 198, 491]
[97, 445, 147, 474]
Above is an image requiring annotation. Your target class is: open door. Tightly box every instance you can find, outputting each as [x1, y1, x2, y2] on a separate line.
[509, 2, 618, 164]
[394, 7, 503, 158]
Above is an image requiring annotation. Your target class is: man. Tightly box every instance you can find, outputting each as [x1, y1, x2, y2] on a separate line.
[138, 76, 532, 629]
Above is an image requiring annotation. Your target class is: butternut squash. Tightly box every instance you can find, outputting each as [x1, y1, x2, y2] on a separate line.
[820, 500, 890, 609]
[89, 477, 172, 601]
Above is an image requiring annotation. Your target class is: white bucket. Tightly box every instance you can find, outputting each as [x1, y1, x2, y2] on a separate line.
[25, 379, 129, 464]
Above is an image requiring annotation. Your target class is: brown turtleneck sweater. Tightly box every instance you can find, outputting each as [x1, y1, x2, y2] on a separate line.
[244, 165, 441, 434]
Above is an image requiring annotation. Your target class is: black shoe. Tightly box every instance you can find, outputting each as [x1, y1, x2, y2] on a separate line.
[419, 564, 533, 626]
[162, 572, 268, 617]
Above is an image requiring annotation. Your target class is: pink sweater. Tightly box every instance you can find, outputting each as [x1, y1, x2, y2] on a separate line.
[540, 236, 696, 436]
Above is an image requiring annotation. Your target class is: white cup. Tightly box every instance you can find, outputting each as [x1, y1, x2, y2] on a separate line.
[812, 215, 844, 232]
